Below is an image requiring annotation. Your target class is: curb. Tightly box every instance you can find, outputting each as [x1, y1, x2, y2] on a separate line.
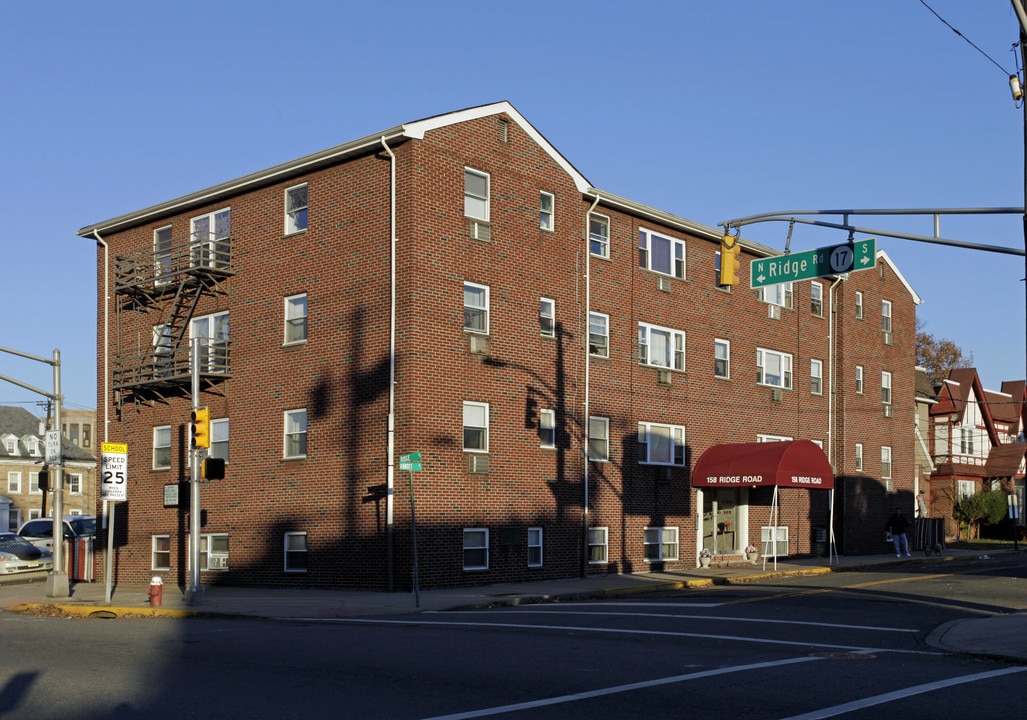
[6, 602, 202, 619]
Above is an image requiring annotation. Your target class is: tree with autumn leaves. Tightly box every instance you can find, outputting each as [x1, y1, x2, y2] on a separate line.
[916, 317, 974, 386]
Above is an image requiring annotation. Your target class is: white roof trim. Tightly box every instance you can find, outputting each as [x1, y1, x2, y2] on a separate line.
[876, 249, 922, 305]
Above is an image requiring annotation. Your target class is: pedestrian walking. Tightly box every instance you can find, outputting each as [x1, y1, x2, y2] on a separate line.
[886, 507, 911, 557]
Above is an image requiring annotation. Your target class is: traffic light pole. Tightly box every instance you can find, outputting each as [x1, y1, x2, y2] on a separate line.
[185, 338, 205, 604]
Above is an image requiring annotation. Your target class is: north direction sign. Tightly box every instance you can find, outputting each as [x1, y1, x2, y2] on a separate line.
[750, 238, 876, 288]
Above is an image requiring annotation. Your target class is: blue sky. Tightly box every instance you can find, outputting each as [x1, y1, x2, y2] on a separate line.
[2, 1, 1025, 414]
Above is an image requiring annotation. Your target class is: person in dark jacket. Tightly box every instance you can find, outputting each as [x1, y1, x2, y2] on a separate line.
[886, 507, 911, 557]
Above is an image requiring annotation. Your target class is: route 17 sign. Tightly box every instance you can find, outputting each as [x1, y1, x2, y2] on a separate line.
[100, 442, 128, 501]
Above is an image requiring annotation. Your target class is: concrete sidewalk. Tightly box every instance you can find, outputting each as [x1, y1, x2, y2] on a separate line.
[2, 549, 1025, 662]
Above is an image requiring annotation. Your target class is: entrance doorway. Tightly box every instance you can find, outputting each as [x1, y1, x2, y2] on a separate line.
[702, 488, 741, 554]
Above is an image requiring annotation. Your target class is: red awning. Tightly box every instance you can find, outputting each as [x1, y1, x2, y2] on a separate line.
[692, 440, 834, 489]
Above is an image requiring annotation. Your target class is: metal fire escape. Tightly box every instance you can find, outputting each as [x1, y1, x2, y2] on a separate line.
[112, 232, 234, 411]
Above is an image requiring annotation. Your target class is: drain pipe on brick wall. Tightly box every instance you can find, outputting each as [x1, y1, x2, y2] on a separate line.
[827, 275, 843, 563]
[582, 193, 600, 577]
[381, 136, 398, 592]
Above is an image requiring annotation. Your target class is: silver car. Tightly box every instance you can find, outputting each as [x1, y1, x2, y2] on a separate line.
[0, 532, 54, 577]
[18, 516, 97, 550]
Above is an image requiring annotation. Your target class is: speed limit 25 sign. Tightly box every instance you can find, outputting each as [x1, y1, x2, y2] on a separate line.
[100, 442, 128, 501]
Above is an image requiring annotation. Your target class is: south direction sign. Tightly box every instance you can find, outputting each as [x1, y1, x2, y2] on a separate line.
[750, 238, 876, 288]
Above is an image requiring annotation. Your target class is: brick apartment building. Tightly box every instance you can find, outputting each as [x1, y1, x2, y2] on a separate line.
[78, 102, 919, 590]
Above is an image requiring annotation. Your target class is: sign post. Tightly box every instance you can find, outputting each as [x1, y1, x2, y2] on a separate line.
[400, 452, 423, 607]
[1009, 494, 1020, 551]
[751, 238, 876, 288]
[100, 442, 128, 603]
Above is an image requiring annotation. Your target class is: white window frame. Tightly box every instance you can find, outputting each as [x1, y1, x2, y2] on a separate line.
[463, 282, 490, 334]
[463, 528, 489, 571]
[810, 359, 823, 395]
[539, 408, 555, 449]
[540, 297, 555, 338]
[527, 527, 543, 568]
[882, 371, 892, 405]
[760, 282, 794, 309]
[881, 446, 892, 480]
[153, 425, 172, 470]
[957, 480, 975, 499]
[637, 422, 686, 466]
[285, 183, 309, 235]
[29, 472, 41, 495]
[190, 310, 230, 374]
[644, 526, 679, 562]
[855, 291, 864, 319]
[7, 471, 21, 494]
[67, 473, 82, 495]
[284, 409, 308, 459]
[152, 534, 171, 571]
[810, 282, 824, 318]
[715, 338, 730, 379]
[882, 299, 893, 332]
[190, 207, 231, 269]
[464, 168, 489, 221]
[154, 225, 173, 286]
[3, 436, 16, 454]
[960, 426, 975, 455]
[539, 191, 554, 231]
[210, 418, 229, 462]
[588, 416, 609, 462]
[463, 401, 489, 453]
[588, 526, 609, 564]
[855, 443, 864, 471]
[638, 228, 685, 279]
[198, 533, 230, 572]
[758, 434, 793, 443]
[590, 213, 610, 258]
[638, 322, 685, 371]
[756, 348, 793, 389]
[284, 531, 308, 573]
[855, 365, 864, 395]
[589, 312, 609, 358]
[284, 293, 308, 345]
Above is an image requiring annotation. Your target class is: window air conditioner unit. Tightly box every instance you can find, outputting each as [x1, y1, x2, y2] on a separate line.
[657, 369, 672, 385]
[768, 304, 781, 320]
[883, 330, 893, 346]
[883, 404, 893, 418]
[467, 454, 490, 474]
[469, 334, 491, 356]
[469, 219, 491, 241]
[771, 387, 783, 403]
[657, 276, 672, 292]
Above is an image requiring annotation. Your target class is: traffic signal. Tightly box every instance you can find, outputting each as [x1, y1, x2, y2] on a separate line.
[190, 407, 210, 449]
[719, 235, 741, 286]
[202, 457, 226, 480]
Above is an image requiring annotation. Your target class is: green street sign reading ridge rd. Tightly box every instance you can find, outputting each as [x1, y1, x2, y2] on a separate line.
[750, 238, 876, 288]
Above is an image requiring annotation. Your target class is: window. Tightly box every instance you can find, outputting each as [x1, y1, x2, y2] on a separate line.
[153, 323, 173, 377]
[588, 527, 609, 564]
[3, 437, 15, 454]
[210, 418, 229, 462]
[67, 474, 82, 495]
[638, 228, 685, 279]
[715, 339, 730, 379]
[191, 311, 230, 374]
[589, 312, 609, 357]
[152, 535, 171, 571]
[26, 438, 40, 457]
[464, 168, 489, 220]
[284, 294, 308, 344]
[638, 422, 685, 465]
[590, 213, 610, 258]
[153, 426, 171, 470]
[539, 409, 555, 449]
[757, 348, 793, 389]
[588, 416, 609, 462]
[855, 443, 864, 471]
[8, 509, 20, 533]
[284, 409, 307, 458]
[190, 208, 231, 268]
[810, 359, 823, 395]
[811, 282, 823, 318]
[527, 527, 543, 568]
[638, 323, 685, 370]
[67, 424, 80, 446]
[29, 472, 41, 495]
[285, 183, 309, 234]
[199, 533, 230, 571]
[155, 225, 173, 285]
[463, 282, 489, 334]
[463, 528, 489, 570]
[284, 532, 308, 572]
[463, 401, 489, 452]
[957, 480, 975, 499]
[881, 371, 892, 405]
[539, 191, 554, 230]
[760, 282, 794, 309]
[855, 365, 864, 395]
[855, 291, 864, 319]
[881, 300, 892, 332]
[881, 446, 892, 480]
[82, 424, 91, 449]
[7, 472, 21, 494]
[644, 527, 679, 561]
[540, 297, 555, 337]
[960, 427, 975, 454]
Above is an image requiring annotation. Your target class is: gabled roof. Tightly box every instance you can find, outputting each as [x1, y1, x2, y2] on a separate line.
[0, 406, 94, 462]
[985, 443, 1027, 478]
[930, 368, 1000, 447]
[915, 367, 938, 404]
[877, 250, 922, 306]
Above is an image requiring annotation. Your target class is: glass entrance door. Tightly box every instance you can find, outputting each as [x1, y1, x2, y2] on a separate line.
[702, 488, 740, 554]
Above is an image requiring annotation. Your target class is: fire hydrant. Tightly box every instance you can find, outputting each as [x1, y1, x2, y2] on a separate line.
[147, 576, 163, 607]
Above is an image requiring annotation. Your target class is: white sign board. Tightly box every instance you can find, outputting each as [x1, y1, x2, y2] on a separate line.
[100, 442, 128, 501]
[45, 430, 61, 464]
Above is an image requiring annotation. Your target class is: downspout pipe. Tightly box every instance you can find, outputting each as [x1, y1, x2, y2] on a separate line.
[582, 193, 600, 577]
[92, 231, 110, 443]
[381, 137, 397, 592]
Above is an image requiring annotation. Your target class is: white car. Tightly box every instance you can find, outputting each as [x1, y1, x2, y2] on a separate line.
[0, 532, 54, 577]
[17, 516, 97, 550]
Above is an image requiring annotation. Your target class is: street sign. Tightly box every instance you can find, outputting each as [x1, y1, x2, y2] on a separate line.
[399, 461, 423, 472]
[750, 238, 876, 288]
[45, 430, 61, 464]
[399, 451, 422, 463]
[100, 442, 128, 501]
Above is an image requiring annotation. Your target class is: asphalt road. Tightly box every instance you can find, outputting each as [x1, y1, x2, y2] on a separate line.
[1, 557, 1024, 719]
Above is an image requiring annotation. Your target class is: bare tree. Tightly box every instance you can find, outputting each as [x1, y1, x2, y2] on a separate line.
[916, 317, 973, 386]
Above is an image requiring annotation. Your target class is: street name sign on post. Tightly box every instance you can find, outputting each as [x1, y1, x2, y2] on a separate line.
[100, 442, 128, 501]
[399, 451, 422, 471]
[45, 430, 61, 464]
[751, 238, 876, 288]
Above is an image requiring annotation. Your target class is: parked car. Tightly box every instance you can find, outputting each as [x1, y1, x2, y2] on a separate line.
[0, 532, 54, 577]
[17, 516, 97, 550]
